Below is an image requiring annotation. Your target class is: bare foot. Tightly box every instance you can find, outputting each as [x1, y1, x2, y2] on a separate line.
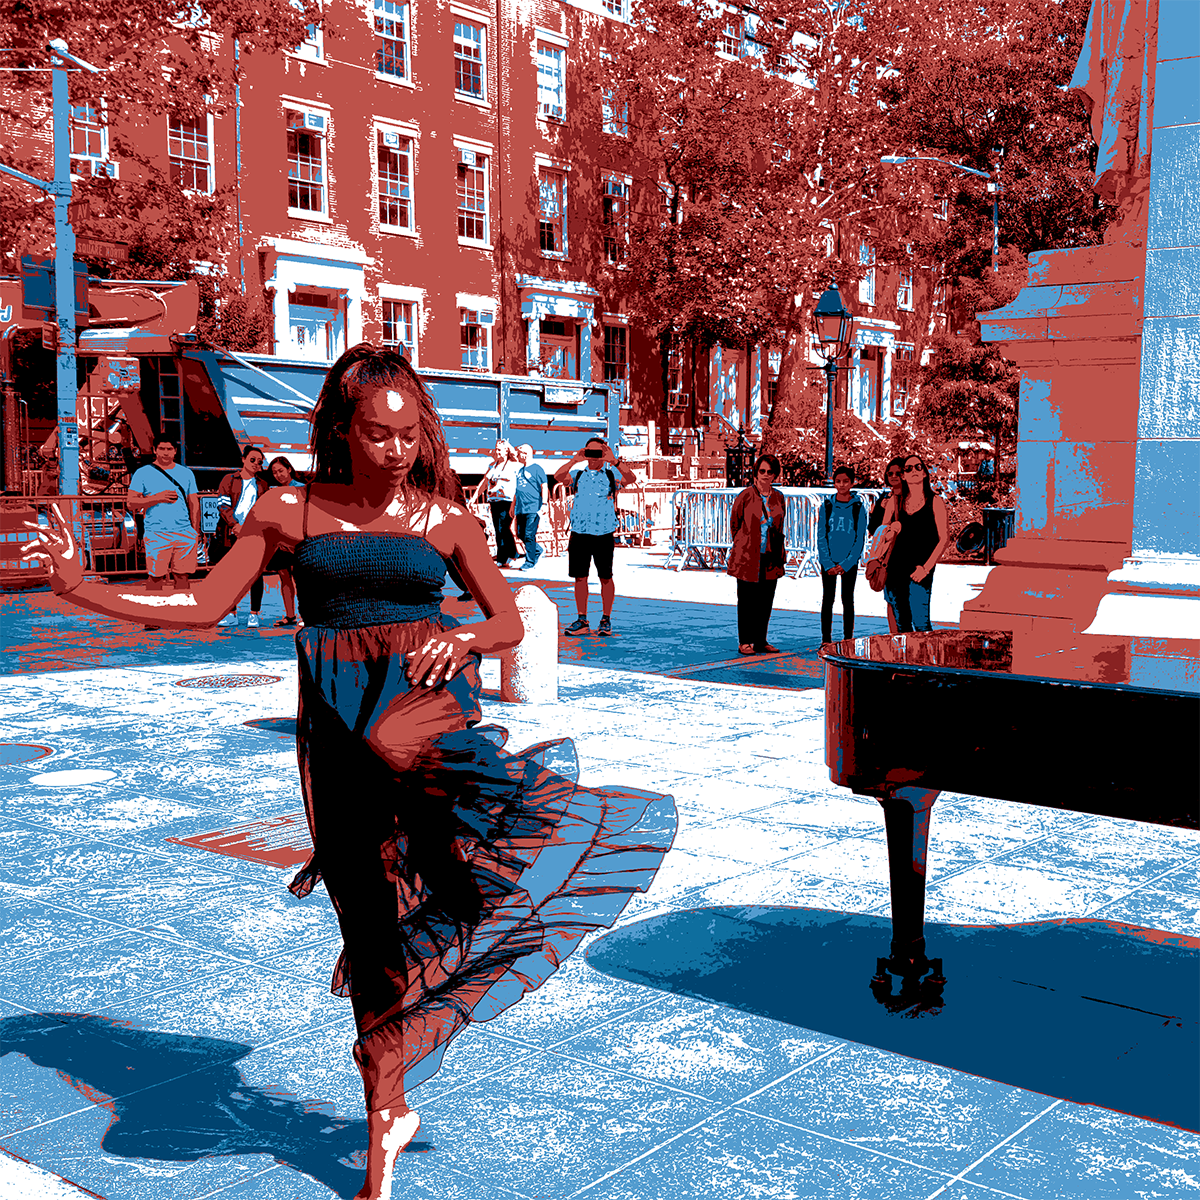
[354, 1106, 420, 1200]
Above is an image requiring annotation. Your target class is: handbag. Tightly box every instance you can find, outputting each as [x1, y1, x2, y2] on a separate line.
[864, 525, 895, 592]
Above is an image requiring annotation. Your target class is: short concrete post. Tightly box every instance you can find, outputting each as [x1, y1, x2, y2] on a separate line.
[501, 584, 558, 703]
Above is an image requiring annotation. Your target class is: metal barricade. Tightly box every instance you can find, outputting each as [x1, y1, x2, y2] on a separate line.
[665, 487, 885, 576]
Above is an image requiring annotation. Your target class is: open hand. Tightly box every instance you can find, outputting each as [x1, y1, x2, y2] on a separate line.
[406, 630, 478, 688]
[21, 502, 84, 594]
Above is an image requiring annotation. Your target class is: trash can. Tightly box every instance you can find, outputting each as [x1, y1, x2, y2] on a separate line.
[982, 507, 1015, 565]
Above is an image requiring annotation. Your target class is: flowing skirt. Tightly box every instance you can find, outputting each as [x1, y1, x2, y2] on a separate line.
[286, 616, 676, 1110]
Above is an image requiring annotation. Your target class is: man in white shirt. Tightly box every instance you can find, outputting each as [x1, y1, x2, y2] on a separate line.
[553, 437, 636, 636]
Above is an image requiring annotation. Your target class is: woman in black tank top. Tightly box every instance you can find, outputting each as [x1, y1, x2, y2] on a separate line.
[882, 454, 951, 632]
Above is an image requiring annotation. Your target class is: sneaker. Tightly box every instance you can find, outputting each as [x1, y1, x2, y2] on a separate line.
[564, 617, 590, 636]
[247, 613, 260, 628]
[217, 612, 238, 628]
[597, 616, 613, 636]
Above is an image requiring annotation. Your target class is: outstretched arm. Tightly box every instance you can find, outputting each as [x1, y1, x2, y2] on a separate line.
[24, 501, 275, 628]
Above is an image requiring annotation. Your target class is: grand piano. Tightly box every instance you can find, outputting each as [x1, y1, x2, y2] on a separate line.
[821, 630, 1200, 997]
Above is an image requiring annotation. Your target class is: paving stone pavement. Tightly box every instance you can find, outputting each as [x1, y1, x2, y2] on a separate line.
[0, 555, 1196, 1199]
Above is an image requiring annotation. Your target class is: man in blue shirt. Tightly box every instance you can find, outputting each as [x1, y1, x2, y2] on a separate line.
[513, 443, 549, 571]
[817, 464, 867, 645]
[126, 436, 201, 593]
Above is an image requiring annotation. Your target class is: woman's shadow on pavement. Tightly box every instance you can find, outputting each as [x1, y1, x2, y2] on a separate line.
[0, 1012, 429, 1198]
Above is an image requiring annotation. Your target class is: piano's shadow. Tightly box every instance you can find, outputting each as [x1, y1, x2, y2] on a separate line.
[586, 907, 1199, 1132]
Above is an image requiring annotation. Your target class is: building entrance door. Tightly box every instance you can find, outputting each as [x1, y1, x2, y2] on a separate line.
[539, 319, 578, 379]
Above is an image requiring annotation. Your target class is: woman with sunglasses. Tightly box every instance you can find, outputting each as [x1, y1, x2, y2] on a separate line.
[869, 456, 906, 634]
[24, 344, 677, 1200]
[881, 455, 951, 632]
[728, 453, 787, 654]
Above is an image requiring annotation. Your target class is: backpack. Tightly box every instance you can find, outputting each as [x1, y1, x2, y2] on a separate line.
[572, 465, 619, 501]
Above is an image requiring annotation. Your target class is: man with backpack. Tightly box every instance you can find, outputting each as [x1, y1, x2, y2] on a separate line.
[817, 464, 867, 646]
[554, 437, 637, 636]
[126, 435, 201, 596]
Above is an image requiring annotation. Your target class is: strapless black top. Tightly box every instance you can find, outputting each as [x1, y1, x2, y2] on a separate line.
[292, 533, 446, 629]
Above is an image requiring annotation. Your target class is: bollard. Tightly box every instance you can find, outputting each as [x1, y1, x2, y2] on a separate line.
[500, 584, 559, 703]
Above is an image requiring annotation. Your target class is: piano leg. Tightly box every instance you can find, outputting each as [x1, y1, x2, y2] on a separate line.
[875, 785, 940, 976]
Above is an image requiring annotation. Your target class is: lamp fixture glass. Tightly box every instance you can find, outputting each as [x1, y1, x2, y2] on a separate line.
[812, 280, 853, 360]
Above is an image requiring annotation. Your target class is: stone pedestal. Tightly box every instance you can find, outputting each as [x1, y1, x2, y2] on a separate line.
[500, 584, 558, 703]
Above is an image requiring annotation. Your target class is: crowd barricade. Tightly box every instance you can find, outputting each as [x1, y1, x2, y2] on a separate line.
[664, 487, 886, 576]
[0, 492, 225, 588]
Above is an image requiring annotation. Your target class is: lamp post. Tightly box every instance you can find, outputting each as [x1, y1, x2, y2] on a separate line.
[881, 154, 1001, 273]
[0, 39, 101, 497]
[810, 280, 854, 483]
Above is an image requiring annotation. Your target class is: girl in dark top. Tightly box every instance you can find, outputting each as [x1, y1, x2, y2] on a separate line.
[24, 344, 676, 1200]
[882, 454, 951, 632]
[869, 456, 906, 634]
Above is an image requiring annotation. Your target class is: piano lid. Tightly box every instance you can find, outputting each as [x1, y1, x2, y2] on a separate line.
[821, 630, 1200, 697]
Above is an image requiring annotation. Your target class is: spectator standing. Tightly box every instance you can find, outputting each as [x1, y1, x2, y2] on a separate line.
[555, 437, 636, 636]
[266, 456, 305, 626]
[513, 444, 548, 570]
[126, 436, 201, 600]
[883, 454, 952, 632]
[213, 445, 268, 627]
[868, 457, 906, 634]
[818, 465, 868, 646]
[472, 441, 519, 567]
[727, 453, 787, 655]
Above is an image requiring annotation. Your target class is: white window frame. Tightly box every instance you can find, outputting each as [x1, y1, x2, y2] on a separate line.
[897, 265, 913, 311]
[600, 0, 628, 18]
[893, 342, 914, 414]
[381, 297, 419, 362]
[380, 284, 424, 366]
[716, 11, 743, 59]
[602, 173, 631, 266]
[858, 241, 876, 306]
[455, 141, 491, 247]
[535, 31, 568, 122]
[374, 0, 412, 85]
[452, 13, 487, 105]
[599, 48, 627, 136]
[460, 306, 494, 371]
[285, 103, 331, 221]
[375, 124, 417, 236]
[536, 157, 570, 259]
[290, 1, 325, 62]
[69, 99, 116, 179]
[602, 322, 628, 390]
[167, 111, 215, 195]
[933, 194, 948, 220]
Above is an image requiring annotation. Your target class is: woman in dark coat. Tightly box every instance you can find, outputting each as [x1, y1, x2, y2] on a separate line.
[727, 453, 787, 655]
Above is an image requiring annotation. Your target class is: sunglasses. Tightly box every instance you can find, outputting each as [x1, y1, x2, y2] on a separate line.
[756, 468, 776, 476]
[903, 464, 924, 473]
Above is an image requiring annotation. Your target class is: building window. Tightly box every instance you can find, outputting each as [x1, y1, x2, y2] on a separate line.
[538, 168, 566, 256]
[858, 242, 876, 306]
[931, 276, 948, 330]
[603, 325, 627, 383]
[893, 343, 914, 414]
[378, 130, 413, 230]
[897, 267, 913, 310]
[601, 0, 627, 15]
[454, 21, 485, 100]
[536, 41, 565, 120]
[382, 299, 417, 360]
[934, 194, 948, 220]
[600, 50, 627, 135]
[461, 309, 491, 370]
[376, 0, 410, 80]
[457, 149, 488, 242]
[296, 19, 323, 60]
[69, 102, 115, 177]
[168, 114, 212, 192]
[287, 109, 327, 216]
[718, 15, 743, 57]
[603, 178, 628, 264]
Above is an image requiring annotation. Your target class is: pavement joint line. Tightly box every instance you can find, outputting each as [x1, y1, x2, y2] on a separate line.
[919, 1099, 1065, 1200]
[537, 1045, 719, 1107]
[563, 1041, 849, 1198]
[185, 1162, 283, 1199]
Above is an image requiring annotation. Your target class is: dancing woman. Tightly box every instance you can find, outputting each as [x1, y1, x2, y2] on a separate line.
[25, 345, 677, 1200]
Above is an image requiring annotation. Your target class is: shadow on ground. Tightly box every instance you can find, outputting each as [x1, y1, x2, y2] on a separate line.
[0, 1013, 428, 1198]
[586, 906, 1200, 1131]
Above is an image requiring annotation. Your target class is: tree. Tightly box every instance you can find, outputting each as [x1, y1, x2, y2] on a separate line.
[594, 0, 924, 413]
[0, 0, 318, 294]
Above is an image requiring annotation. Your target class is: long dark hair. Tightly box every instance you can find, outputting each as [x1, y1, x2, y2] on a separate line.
[884, 455, 905, 491]
[900, 454, 935, 510]
[309, 344, 458, 500]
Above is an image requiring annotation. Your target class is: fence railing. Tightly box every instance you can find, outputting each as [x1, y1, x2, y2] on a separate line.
[664, 487, 886, 577]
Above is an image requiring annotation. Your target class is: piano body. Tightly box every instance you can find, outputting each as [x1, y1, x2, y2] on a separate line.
[822, 630, 1199, 989]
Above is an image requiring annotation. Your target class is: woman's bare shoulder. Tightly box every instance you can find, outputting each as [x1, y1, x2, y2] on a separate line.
[250, 486, 305, 539]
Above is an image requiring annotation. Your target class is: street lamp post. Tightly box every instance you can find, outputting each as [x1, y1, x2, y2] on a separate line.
[0, 40, 100, 497]
[810, 280, 855, 483]
[881, 154, 1001, 273]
